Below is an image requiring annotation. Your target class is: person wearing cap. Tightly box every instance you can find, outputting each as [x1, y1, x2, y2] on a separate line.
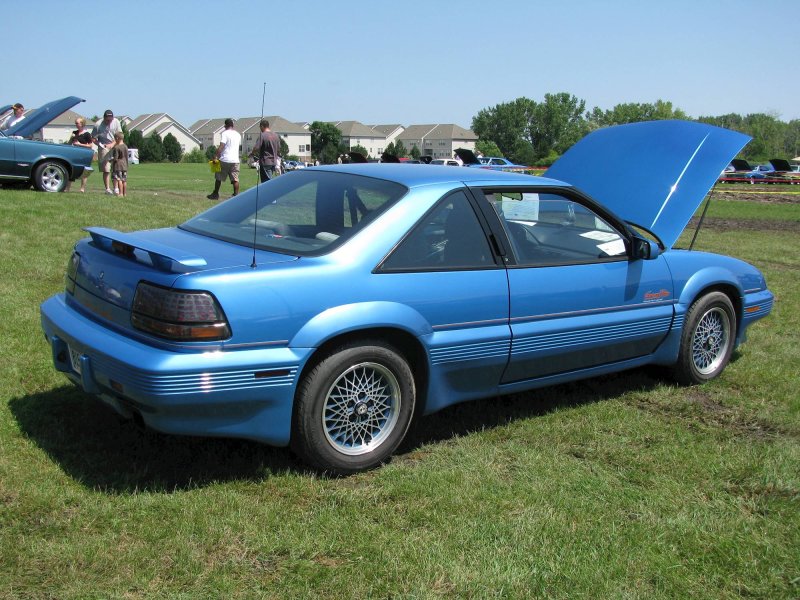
[207, 118, 241, 200]
[0, 103, 25, 131]
[92, 109, 122, 195]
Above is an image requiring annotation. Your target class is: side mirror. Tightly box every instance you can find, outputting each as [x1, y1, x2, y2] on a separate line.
[633, 237, 660, 260]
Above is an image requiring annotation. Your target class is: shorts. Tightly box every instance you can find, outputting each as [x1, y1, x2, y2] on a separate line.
[216, 161, 240, 183]
[113, 170, 127, 182]
[98, 147, 113, 173]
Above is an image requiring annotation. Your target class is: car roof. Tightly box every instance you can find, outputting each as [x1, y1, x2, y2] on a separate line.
[307, 163, 567, 189]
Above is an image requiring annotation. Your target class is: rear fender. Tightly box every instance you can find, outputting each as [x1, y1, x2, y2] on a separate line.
[290, 301, 432, 349]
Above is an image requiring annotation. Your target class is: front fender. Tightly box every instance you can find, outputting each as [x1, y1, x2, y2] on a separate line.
[290, 301, 433, 348]
[676, 266, 745, 308]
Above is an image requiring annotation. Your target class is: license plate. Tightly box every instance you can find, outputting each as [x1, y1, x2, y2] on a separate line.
[69, 346, 82, 375]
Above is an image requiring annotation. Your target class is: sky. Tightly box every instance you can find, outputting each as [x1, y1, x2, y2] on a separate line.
[7, 0, 799, 128]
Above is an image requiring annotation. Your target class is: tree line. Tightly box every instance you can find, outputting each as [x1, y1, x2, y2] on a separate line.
[471, 93, 800, 166]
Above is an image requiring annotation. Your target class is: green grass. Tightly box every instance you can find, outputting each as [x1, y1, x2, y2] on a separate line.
[1, 167, 798, 598]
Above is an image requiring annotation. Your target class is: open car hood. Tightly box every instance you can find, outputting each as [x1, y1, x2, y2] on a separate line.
[769, 158, 792, 172]
[3, 96, 84, 138]
[545, 120, 750, 248]
[454, 148, 482, 165]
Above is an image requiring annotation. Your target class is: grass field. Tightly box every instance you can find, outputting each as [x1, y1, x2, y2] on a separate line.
[1, 164, 798, 598]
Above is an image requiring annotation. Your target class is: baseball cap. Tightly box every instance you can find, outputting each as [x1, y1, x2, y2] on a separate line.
[104, 110, 114, 117]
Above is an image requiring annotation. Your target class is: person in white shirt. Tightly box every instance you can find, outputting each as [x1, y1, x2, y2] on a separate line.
[207, 118, 242, 200]
[0, 103, 25, 131]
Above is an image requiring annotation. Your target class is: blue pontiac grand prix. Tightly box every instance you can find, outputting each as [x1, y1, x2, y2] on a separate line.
[40, 120, 773, 474]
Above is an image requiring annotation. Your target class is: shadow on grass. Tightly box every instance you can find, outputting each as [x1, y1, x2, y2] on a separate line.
[10, 368, 668, 493]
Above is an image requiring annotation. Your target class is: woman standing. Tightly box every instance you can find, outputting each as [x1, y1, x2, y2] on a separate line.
[66, 117, 94, 192]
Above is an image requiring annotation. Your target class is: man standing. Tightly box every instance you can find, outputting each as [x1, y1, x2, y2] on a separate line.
[207, 118, 241, 200]
[249, 119, 281, 183]
[0, 103, 25, 130]
[92, 110, 122, 195]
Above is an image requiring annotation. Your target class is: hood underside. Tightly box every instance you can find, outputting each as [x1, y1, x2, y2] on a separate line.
[3, 96, 84, 138]
[545, 120, 751, 248]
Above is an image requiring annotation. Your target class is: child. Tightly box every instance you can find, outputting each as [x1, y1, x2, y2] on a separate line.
[111, 132, 129, 196]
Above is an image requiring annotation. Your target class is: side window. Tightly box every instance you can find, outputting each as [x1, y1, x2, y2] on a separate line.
[381, 191, 493, 271]
[484, 190, 628, 266]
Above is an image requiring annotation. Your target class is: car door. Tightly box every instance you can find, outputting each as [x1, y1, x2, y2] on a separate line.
[0, 137, 23, 180]
[476, 187, 675, 383]
[377, 190, 511, 412]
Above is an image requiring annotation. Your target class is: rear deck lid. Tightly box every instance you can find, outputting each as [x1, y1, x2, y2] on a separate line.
[545, 120, 751, 248]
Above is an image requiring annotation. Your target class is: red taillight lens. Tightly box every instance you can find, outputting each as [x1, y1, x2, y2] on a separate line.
[131, 282, 231, 341]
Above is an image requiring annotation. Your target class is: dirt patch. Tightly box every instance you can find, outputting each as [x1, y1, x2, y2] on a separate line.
[712, 188, 800, 205]
[688, 216, 800, 233]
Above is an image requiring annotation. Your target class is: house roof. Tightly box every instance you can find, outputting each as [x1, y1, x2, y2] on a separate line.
[398, 124, 477, 142]
[330, 121, 383, 138]
[370, 124, 404, 137]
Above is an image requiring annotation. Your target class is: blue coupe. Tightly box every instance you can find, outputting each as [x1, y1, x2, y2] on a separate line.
[0, 97, 94, 192]
[40, 120, 773, 474]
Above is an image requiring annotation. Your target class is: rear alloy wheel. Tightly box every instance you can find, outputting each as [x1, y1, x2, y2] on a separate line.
[34, 161, 68, 192]
[292, 341, 415, 474]
[674, 292, 736, 385]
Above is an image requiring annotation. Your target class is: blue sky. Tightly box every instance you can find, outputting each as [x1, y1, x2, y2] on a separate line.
[8, 0, 798, 127]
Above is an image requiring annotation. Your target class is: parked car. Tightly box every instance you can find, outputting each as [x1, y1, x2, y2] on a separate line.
[455, 148, 527, 171]
[40, 120, 773, 474]
[429, 158, 461, 166]
[0, 96, 93, 192]
[283, 160, 304, 171]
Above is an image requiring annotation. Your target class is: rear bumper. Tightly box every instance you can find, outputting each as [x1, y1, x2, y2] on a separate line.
[40, 294, 311, 446]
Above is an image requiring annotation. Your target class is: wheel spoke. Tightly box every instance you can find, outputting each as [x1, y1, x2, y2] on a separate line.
[322, 362, 402, 456]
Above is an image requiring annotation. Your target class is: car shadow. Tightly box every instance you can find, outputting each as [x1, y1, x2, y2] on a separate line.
[9, 366, 672, 492]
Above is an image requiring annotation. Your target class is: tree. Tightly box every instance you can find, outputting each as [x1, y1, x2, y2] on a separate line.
[127, 129, 144, 150]
[475, 139, 503, 157]
[279, 137, 289, 158]
[163, 133, 183, 163]
[589, 100, 688, 129]
[351, 144, 369, 158]
[182, 148, 206, 163]
[205, 145, 217, 160]
[472, 94, 588, 164]
[393, 139, 407, 158]
[309, 121, 342, 160]
[409, 144, 421, 160]
[384, 142, 396, 157]
[140, 131, 165, 162]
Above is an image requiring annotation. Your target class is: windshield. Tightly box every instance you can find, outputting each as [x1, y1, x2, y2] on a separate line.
[180, 170, 407, 256]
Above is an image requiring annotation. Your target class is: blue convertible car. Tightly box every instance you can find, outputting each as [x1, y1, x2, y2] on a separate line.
[41, 120, 773, 473]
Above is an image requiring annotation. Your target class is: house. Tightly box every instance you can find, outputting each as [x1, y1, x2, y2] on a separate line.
[329, 121, 387, 159]
[396, 124, 478, 159]
[36, 109, 85, 144]
[127, 113, 201, 153]
[370, 124, 405, 150]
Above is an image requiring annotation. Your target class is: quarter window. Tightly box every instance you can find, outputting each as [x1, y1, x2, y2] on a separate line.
[381, 192, 493, 271]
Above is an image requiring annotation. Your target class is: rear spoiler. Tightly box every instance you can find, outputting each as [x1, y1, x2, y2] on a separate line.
[84, 227, 207, 272]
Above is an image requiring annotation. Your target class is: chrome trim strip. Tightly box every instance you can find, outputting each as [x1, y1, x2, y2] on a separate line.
[510, 299, 675, 324]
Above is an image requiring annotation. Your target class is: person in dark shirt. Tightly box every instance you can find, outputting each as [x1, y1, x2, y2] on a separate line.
[249, 119, 281, 183]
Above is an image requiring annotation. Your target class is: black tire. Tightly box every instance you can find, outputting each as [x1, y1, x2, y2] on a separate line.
[33, 161, 68, 192]
[673, 292, 736, 385]
[292, 341, 415, 474]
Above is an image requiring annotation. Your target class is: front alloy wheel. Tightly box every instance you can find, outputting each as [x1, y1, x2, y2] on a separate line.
[34, 161, 68, 192]
[674, 292, 736, 385]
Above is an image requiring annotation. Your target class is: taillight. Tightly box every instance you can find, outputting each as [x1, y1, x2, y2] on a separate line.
[65, 252, 79, 294]
[131, 282, 231, 341]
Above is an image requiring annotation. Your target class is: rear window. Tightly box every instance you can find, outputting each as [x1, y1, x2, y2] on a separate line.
[180, 170, 407, 256]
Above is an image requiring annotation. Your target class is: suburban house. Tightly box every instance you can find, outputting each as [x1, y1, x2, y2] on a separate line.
[328, 121, 388, 159]
[126, 113, 201, 153]
[35, 109, 86, 144]
[370, 124, 405, 150]
[396, 124, 478, 159]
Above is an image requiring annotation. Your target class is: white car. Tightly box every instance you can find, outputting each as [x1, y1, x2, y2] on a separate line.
[430, 158, 461, 166]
